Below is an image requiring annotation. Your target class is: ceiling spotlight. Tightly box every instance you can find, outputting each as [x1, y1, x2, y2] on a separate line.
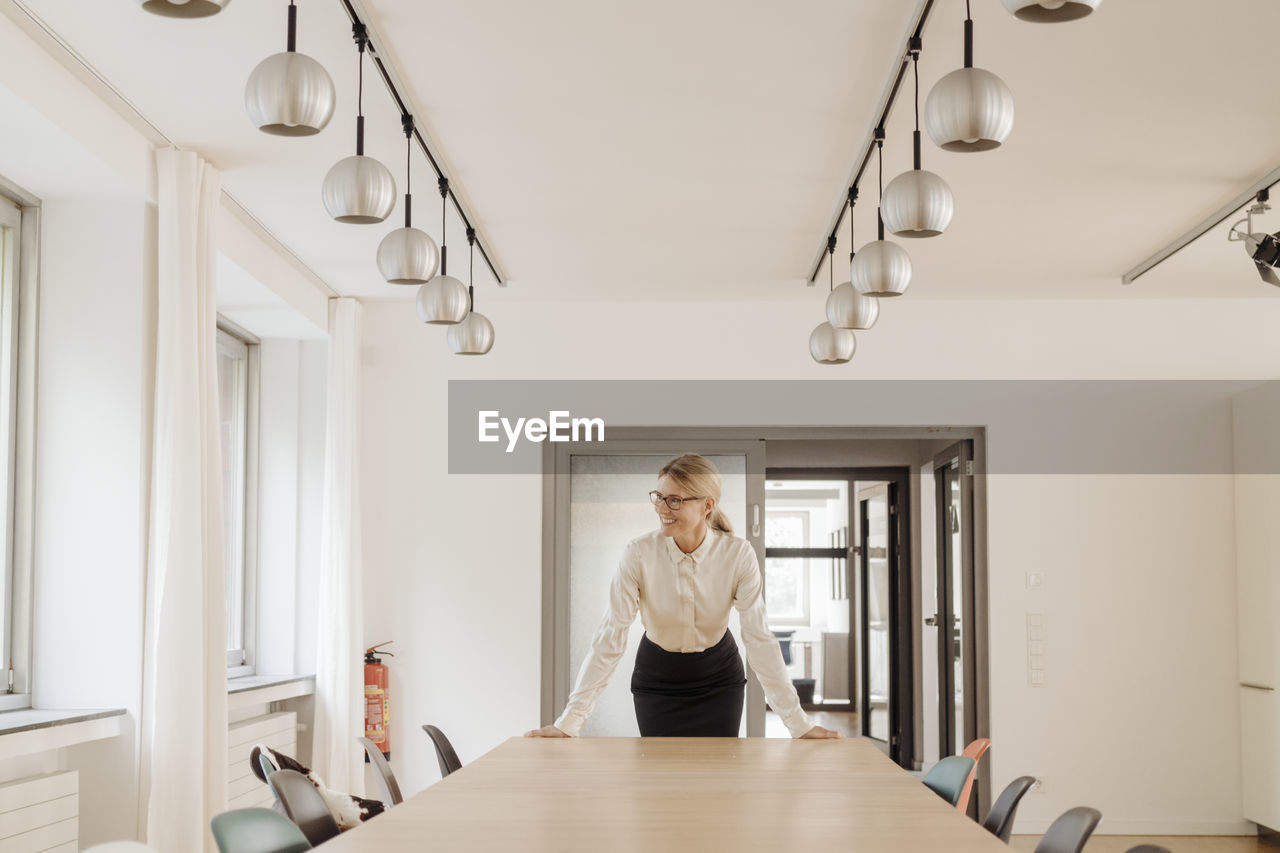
[321, 23, 396, 224]
[245, 2, 334, 136]
[1002, 0, 1102, 22]
[853, 131, 913, 298]
[882, 39, 954, 237]
[448, 228, 496, 355]
[141, 0, 230, 17]
[1229, 189, 1280, 288]
[826, 190, 880, 329]
[416, 178, 471, 325]
[925, 2, 1014, 152]
[377, 114, 440, 284]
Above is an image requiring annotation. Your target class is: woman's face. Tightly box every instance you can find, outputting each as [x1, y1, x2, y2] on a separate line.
[653, 474, 713, 541]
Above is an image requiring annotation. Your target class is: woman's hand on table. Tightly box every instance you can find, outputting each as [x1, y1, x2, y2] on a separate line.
[800, 725, 842, 739]
[524, 725, 570, 738]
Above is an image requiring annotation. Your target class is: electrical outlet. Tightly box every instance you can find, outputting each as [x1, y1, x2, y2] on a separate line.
[1029, 778, 1044, 794]
[1026, 572, 1044, 590]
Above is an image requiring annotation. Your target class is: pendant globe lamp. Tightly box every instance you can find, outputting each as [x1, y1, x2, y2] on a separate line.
[141, 0, 229, 18]
[882, 41, 954, 237]
[1002, 0, 1101, 22]
[245, 2, 335, 136]
[321, 23, 396, 224]
[811, 237, 856, 365]
[851, 131, 913, 298]
[416, 178, 470, 325]
[827, 187, 880, 330]
[925, 0, 1014, 152]
[377, 114, 440, 284]
[448, 228, 496, 355]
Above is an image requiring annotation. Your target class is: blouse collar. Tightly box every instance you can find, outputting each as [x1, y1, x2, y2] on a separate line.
[664, 528, 717, 564]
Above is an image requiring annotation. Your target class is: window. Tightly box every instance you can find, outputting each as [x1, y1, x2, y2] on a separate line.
[764, 511, 810, 624]
[0, 191, 35, 712]
[216, 324, 259, 674]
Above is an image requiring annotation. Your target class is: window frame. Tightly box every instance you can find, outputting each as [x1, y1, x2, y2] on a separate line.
[0, 184, 38, 713]
[216, 320, 260, 677]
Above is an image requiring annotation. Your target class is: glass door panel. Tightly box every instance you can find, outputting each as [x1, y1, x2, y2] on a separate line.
[859, 483, 891, 746]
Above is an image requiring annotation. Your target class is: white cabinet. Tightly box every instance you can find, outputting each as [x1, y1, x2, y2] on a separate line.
[1233, 382, 1280, 828]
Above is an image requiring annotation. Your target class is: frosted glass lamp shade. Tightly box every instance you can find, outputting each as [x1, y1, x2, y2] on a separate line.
[140, 0, 230, 16]
[826, 282, 880, 330]
[416, 275, 470, 325]
[881, 169, 954, 237]
[447, 312, 495, 355]
[925, 67, 1014, 152]
[1002, 0, 1101, 21]
[245, 52, 335, 137]
[851, 240, 913, 297]
[377, 227, 440, 284]
[809, 323, 856, 365]
[322, 155, 396, 224]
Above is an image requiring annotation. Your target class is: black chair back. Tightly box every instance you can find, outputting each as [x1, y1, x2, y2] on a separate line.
[1033, 806, 1102, 853]
[422, 724, 463, 777]
[359, 736, 403, 805]
[1124, 847, 1171, 853]
[266, 769, 340, 847]
[982, 776, 1037, 842]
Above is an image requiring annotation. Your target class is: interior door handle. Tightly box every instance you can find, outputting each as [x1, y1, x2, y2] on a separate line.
[751, 504, 760, 538]
[924, 615, 938, 627]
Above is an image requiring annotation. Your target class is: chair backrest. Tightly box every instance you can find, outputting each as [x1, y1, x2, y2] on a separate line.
[257, 751, 279, 782]
[1033, 806, 1103, 853]
[422, 724, 463, 778]
[83, 843, 160, 853]
[359, 736, 403, 805]
[266, 769, 340, 847]
[211, 807, 312, 853]
[921, 755, 976, 807]
[956, 738, 993, 814]
[982, 776, 1037, 842]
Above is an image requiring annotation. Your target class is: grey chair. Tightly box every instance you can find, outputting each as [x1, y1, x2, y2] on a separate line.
[359, 736, 403, 805]
[1124, 847, 1171, 853]
[422, 724, 462, 777]
[265, 769, 339, 847]
[982, 776, 1037, 843]
[211, 807, 311, 853]
[1032, 806, 1103, 853]
[921, 755, 976, 807]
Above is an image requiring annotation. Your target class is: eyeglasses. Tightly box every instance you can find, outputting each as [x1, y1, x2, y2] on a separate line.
[649, 490, 705, 511]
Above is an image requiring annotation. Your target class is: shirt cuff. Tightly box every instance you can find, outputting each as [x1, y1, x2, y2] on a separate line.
[552, 711, 584, 737]
[781, 706, 815, 738]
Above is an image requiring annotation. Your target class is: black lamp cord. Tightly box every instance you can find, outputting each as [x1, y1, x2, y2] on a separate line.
[286, 1, 297, 52]
[848, 185, 858, 263]
[964, 0, 974, 69]
[911, 38, 922, 170]
[439, 177, 450, 275]
[466, 227, 476, 313]
[827, 236, 836, 292]
[402, 114, 414, 227]
[876, 129, 885, 241]
[353, 24, 368, 155]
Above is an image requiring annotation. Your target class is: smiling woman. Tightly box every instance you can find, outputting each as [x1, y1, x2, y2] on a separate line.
[526, 454, 840, 741]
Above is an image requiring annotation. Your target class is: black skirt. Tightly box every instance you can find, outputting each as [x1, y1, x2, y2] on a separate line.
[631, 630, 746, 737]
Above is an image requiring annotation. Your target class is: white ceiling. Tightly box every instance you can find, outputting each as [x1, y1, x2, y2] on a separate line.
[13, 0, 1280, 302]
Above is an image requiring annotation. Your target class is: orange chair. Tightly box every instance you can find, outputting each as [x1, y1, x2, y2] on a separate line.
[956, 737, 992, 813]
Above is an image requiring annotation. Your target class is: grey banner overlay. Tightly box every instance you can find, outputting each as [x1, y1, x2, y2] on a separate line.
[447, 380, 1280, 474]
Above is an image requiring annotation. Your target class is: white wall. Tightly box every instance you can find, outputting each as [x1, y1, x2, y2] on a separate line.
[359, 295, 1280, 834]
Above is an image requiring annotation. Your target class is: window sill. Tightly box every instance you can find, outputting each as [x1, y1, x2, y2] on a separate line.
[0, 708, 127, 761]
[227, 674, 314, 711]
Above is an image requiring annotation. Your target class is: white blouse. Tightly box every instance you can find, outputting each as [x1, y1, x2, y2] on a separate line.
[554, 528, 814, 738]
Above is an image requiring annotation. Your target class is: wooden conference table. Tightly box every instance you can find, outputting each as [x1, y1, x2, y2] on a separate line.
[321, 736, 1010, 852]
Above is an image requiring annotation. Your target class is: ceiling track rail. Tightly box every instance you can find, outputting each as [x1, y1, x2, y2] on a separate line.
[807, 0, 936, 284]
[337, 0, 506, 286]
[1120, 165, 1280, 284]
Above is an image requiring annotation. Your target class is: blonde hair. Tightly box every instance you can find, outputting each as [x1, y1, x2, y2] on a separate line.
[658, 453, 733, 535]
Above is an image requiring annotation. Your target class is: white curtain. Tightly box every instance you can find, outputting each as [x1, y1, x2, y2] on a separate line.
[312, 297, 365, 794]
[140, 148, 227, 853]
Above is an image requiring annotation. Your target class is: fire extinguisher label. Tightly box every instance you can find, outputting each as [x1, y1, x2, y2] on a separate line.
[365, 686, 386, 741]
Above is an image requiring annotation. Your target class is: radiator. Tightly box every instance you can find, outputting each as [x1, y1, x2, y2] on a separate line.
[227, 711, 297, 810]
[0, 771, 78, 853]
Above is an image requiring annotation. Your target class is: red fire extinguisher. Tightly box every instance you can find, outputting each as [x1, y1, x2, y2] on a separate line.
[364, 642, 393, 759]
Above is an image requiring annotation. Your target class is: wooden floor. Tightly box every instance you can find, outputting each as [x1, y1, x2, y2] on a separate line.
[1010, 835, 1273, 853]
